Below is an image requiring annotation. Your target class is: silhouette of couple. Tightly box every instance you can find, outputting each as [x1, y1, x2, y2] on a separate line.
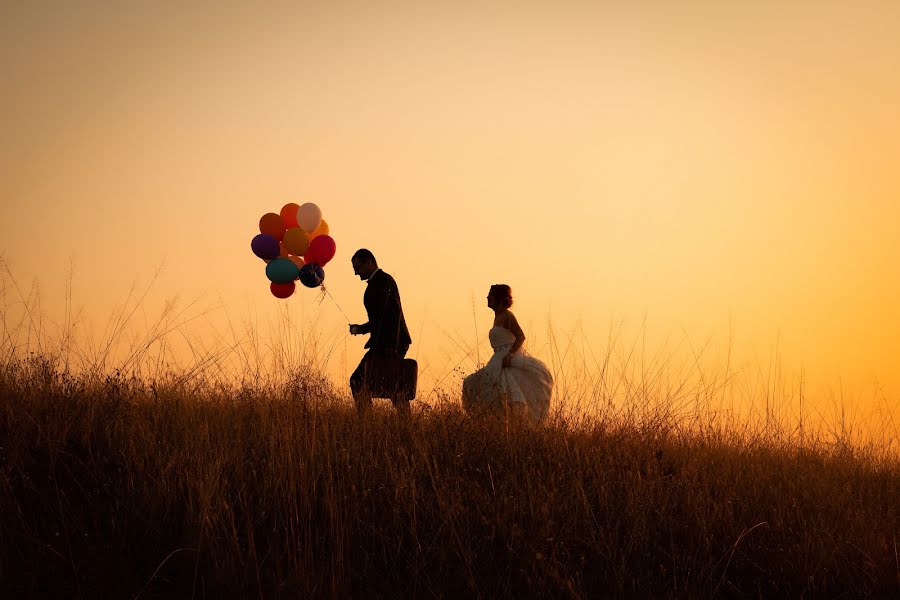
[349, 249, 553, 422]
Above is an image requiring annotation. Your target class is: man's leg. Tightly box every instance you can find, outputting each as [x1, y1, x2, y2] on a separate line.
[390, 397, 411, 418]
[350, 352, 373, 414]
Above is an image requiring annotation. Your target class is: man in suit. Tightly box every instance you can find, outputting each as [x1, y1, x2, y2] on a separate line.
[349, 248, 413, 414]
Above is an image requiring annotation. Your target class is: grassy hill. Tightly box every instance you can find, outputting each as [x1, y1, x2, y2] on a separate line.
[1, 355, 898, 598]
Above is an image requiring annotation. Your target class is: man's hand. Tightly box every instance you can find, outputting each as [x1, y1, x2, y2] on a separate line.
[349, 324, 363, 335]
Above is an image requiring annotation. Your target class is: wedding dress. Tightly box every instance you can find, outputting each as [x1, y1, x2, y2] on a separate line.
[462, 326, 553, 422]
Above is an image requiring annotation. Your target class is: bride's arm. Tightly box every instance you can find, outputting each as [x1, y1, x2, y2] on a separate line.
[502, 312, 526, 366]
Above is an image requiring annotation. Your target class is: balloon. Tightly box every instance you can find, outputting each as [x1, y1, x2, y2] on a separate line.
[305, 235, 336, 266]
[259, 213, 286, 241]
[298, 263, 325, 288]
[283, 227, 310, 256]
[266, 258, 301, 284]
[251, 234, 280, 260]
[280, 203, 300, 229]
[308, 219, 330, 242]
[270, 281, 295, 299]
[288, 255, 305, 272]
[279, 242, 290, 258]
[297, 202, 322, 233]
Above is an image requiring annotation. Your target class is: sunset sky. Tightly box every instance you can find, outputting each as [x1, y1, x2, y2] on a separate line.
[2, 2, 899, 416]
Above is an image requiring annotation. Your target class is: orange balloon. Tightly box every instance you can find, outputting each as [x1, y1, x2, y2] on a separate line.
[279, 242, 290, 258]
[308, 219, 330, 242]
[259, 213, 285, 241]
[280, 203, 300, 229]
[283, 227, 310, 256]
[288, 255, 305, 273]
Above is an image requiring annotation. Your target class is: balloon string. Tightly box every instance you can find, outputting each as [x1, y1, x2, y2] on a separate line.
[320, 285, 351, 323]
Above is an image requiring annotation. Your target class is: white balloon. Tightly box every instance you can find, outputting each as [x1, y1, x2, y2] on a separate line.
[297, 203, 322, 233]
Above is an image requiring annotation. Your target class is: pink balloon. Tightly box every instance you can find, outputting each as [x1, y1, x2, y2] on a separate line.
[305, 235, 336, 266]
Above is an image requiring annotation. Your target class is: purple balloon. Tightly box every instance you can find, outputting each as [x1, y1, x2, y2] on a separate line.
[251, 233, 280, 260]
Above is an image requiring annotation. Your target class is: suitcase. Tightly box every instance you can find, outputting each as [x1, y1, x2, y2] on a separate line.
[366, 356, 418, 402]
[394, 358, 418, 401]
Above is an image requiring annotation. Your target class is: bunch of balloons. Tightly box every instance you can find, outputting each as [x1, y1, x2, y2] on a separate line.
[250, 202, 337, 299]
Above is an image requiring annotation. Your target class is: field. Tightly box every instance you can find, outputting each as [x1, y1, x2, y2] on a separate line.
[1, 266, 898, 597]
[2, 351, 898, 598]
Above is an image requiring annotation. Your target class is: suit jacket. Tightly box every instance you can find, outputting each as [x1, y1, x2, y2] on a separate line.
[358, 269, 412, 352]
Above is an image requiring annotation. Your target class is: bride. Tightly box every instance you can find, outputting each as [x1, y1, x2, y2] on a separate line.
[462, 284, 553, 422]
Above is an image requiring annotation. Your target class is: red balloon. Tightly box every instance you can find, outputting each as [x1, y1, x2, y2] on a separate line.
[259, 213, 286, 241]
[280, 203, 300, 229]
[270, 281, 295, 299]
[305, 234, 336, 266]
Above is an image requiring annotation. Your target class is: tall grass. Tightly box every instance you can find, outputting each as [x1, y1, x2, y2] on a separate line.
[3, 355, 898, 597]
[1, 264, 898, 597]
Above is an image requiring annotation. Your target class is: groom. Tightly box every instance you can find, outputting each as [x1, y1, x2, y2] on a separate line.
[349, 248, 413, 414]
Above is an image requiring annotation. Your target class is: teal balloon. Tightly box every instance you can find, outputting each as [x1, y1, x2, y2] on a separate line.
[266, 258, 300, 284]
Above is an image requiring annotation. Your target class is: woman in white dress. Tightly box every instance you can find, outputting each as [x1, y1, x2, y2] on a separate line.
[462, 284, 554, 422]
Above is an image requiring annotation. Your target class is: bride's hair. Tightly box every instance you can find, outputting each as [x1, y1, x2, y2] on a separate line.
[489, 284, 513, 308]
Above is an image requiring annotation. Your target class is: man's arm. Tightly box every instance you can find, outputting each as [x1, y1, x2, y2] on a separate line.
[366, 278, 392, 341]
[349, 288, 375, 335]
[350, 278, 387, 336]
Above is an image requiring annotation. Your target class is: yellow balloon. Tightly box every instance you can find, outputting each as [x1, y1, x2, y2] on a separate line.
[283, 227, 310, 256]
[308, 219, 330, 242]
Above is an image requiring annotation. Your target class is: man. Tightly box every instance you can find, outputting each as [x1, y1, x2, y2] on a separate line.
[349, 248, 413, 414]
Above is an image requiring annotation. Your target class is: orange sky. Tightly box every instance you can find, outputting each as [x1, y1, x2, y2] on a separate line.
[2, 1, 899, 422]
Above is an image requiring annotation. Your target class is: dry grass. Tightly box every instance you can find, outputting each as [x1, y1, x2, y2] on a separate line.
[1, 352, 898, 598]
[1, 264, 898, 597]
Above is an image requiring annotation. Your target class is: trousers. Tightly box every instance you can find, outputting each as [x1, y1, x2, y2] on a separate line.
[350, 346, 416, 410]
